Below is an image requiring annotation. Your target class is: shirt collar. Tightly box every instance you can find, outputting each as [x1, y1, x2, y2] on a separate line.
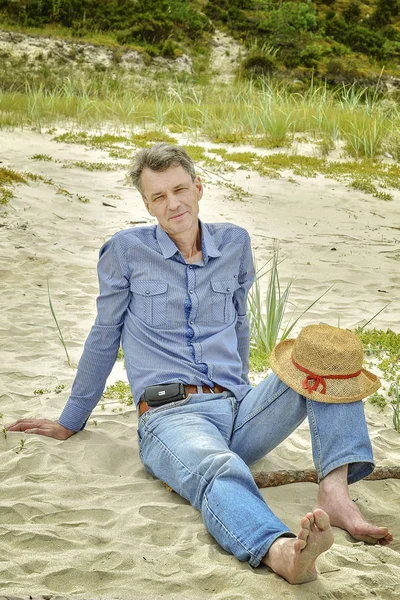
[156, 221, 222, 262]
[156, 224, 179, 259]
[200, 222, 222, 261]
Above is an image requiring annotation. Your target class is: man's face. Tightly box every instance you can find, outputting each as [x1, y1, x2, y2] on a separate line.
[141, 165, 203, 237]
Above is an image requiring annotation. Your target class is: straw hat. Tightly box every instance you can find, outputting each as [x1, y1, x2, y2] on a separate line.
[269, 324, 380, 403]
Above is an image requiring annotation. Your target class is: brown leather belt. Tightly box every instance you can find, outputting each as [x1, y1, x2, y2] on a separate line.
[138, 383, 227, 417]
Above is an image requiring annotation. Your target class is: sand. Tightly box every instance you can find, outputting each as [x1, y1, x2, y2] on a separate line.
[0, 129, 399, 599]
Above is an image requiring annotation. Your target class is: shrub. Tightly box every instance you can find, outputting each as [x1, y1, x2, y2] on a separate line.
[371, 0, 400, 28]
[342, 1, 362, 25]
[239, 42, 279, 78]
[325, 57, 362, 82]
[257, 1, 318, 37]
[299, 43, 323, 68]
[0, 0, 209, 45]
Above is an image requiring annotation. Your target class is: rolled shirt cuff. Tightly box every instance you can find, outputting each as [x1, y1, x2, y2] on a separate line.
[58, 399, 93, 432]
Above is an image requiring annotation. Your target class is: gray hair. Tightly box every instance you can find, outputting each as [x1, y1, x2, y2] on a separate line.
[129, 142, 196, 195]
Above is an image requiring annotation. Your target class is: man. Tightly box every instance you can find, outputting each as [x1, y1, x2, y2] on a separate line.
[8, 143, 392, 584]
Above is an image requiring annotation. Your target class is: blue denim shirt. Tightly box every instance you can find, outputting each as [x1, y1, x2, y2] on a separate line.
[58, 221, 255, 431]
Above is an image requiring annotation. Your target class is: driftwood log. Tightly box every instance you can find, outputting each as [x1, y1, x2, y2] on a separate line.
[253, 466, 400, 489]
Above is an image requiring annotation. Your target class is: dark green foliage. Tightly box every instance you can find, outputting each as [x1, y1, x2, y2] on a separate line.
[342, 1, 362, 24]
[299, 43, 323, 68]
[239, 42, 279, 77]
[371, 0, 399, 27]
[0, 0, 210, 55]
[208, 0, 400, 73]
[325, 57, 361, 81]
[347, 26, 387, 57]
[1, 0, 400, 74]
[257, 1, 318, 36]
[324, 6, 400, 61]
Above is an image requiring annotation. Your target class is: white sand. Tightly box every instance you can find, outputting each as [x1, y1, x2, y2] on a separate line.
[0, 129, 399, 599]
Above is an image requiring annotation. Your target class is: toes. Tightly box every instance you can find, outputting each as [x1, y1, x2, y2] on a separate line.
[299, 514, 312, 539]
[293, 537, 307, 553]
[298, 525, 310, 543]
[379, 538, 391, 546]
[313, 509, 331, 532]
[306, 511, 315, 526]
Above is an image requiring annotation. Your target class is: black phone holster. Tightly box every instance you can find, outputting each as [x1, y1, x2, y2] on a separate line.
[143, 383, 186, 407]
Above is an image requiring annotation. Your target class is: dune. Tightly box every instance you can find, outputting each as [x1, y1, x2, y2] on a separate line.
[0, 128, 399, 599]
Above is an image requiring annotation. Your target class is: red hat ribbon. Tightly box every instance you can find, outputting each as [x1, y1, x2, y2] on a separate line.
[291, 357, 362, 395]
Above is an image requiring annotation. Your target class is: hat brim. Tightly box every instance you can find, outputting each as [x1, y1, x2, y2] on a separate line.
[270, 339, 381, 403]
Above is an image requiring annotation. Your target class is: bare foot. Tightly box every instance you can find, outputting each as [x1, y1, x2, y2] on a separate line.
[262, 509, 334, 584]
[317, 488, 393, 545]
[317, 465, 393, 545]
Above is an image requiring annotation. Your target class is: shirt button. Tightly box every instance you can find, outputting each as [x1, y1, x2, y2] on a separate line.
[189, 289, 194, 294]
[190, 320, 194, 324]
[145, 290, 150, 295]
[189, 266, 193, 269]
[227, 288, 231, 292]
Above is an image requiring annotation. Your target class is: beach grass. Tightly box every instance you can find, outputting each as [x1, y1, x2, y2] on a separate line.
[248, 245, 330, 371]
[47, 281, 73, 368]
[357, 327, 400, 431]
[1, 74, 399, 159]
[391, 383, 400, 433]
[0, 167, 27, 204]
[2, 71, 399, 201]
[40, 127, 400, 201]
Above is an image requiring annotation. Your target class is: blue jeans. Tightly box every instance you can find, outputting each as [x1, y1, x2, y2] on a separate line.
[137, 373, 374, 567]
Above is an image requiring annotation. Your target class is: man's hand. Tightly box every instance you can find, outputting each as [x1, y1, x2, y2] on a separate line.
[6, 419, 75, 440]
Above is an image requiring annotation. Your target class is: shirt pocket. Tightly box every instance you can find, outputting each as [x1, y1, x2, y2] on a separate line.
[210, 278, 241, 323]
[130, 280, 168, 327]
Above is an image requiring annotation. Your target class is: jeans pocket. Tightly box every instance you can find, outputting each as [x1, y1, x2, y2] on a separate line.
[139, 394, 193, 431]
[130, 280, 168, 326]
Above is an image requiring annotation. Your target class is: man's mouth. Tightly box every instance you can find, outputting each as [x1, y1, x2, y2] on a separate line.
[169, 211, 187, 220]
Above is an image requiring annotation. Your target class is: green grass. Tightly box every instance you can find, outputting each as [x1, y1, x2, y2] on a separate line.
[1, 75, 399, 162]
[62, 161, 125, 171]
[30, 153, 54, 161]
[102, 380, 133, 405]
[15, 439, 25, 454]
[248, 246, 330, 371]
[0, 167, 27, 205]
[355, 327, 400, 431]
[391, 383, 400, 433]
[30, 109, 399, 202]
[47, 280, 73, 368]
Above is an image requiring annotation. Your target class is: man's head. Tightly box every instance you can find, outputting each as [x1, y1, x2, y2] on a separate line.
[129, 143, 196, 196]
[129, 143, 203, 239]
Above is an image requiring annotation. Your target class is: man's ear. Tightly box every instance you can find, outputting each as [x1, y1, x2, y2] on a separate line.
[195, 176, 203, 201]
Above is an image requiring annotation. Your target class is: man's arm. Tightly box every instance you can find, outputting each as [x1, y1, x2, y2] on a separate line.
[234, 232, 255, 384]
[7, 235, 131, 438]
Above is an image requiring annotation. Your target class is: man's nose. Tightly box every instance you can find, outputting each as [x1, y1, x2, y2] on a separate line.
[166, 193, 181, 210]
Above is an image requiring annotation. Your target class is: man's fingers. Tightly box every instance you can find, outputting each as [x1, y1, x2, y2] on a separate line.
[6, 420, 74, 440]
[6, 422, 35, 431]
[6, 419, 51, 431]
[7, 422, 41, 431]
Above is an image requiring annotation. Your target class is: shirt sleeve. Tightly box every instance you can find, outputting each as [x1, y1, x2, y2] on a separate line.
[233, 232, 255, 384]
[58, 235, 130, 432]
